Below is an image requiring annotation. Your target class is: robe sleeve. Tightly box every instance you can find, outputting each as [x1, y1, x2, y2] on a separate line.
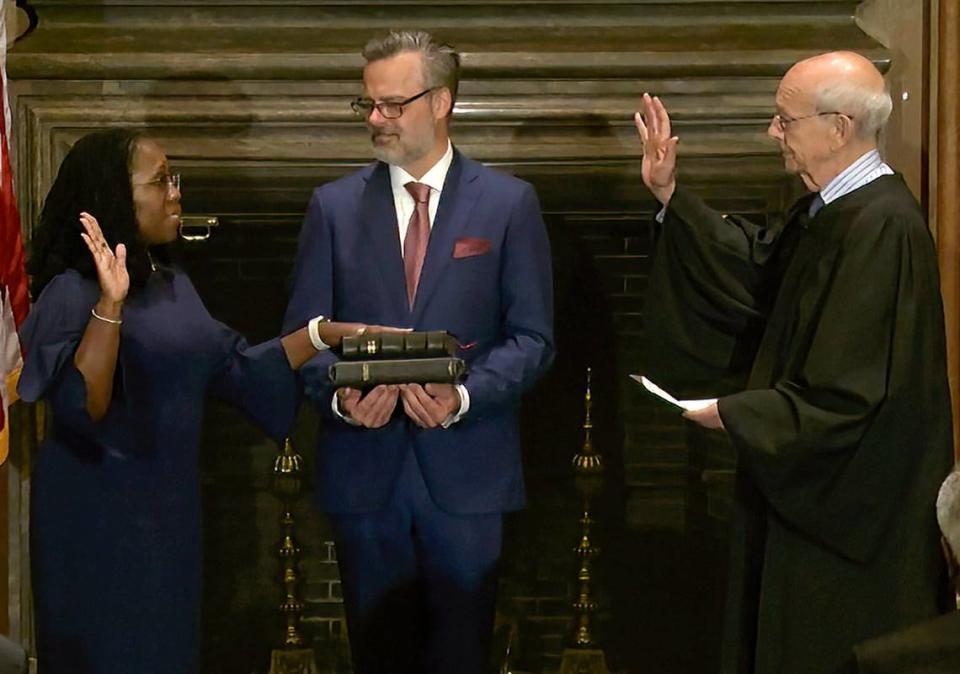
[16, 272, 102, 438]
[718, 213, 944, 562]
[207, 324, 298, 442]
[641, 185, 784, 397]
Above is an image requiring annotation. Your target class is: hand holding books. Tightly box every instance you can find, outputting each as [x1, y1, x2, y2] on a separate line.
[337, 385, 401, 429]
[329, 330, 466, 388]
[398, 383, 461, 429]
[331, 330, 468, 429]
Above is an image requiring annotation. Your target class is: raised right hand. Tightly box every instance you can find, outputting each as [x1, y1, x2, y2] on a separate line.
[634, 93, 680, 206]
[338, 385, 399, 428]
[79, 212, 129, 305]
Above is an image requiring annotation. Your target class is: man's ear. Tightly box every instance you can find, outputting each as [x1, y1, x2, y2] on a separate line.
[833, 113, 856, 147]
[432, 87, 454, 118]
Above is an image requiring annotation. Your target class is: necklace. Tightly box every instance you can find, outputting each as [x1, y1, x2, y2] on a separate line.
[146, 250, 157, 272]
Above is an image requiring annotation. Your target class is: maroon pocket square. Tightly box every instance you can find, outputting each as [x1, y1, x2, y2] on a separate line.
[453, 237, 492, 259]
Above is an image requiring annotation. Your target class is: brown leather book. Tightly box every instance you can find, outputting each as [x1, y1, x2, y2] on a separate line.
[340, 331, 458, 360]
[329, 357, 466, 388]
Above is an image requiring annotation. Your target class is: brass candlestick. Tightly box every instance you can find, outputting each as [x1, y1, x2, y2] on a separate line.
[269, 438, 318, 674]
[558, 368, 611, 674]
[572, 367, 602, 476]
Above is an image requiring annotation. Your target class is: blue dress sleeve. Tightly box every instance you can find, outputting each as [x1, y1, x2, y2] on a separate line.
[207, 323, 298, 442]
[17, 271, 101, 436]
[282, 188, 340, 420]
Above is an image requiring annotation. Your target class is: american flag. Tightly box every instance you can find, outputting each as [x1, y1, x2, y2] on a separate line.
[0, 5, 29, 450]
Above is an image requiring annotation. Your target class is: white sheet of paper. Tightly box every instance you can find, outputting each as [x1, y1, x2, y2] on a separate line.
[629, 375, 718, 412]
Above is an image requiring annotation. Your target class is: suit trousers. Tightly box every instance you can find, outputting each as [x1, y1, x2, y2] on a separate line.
[330, 449, 502, 674]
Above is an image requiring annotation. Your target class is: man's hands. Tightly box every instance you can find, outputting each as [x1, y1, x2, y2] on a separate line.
[337, 383, 461, 429]
[634, 93, 679, 206]
[399, 384, 460, 429]
[338, 385, 399, 428]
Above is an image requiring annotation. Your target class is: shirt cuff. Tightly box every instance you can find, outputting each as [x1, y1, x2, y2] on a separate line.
[441, 384, 470, 428]
[331, 392, 361, 426]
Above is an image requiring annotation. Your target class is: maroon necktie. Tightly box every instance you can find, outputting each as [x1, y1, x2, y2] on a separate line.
[403, 181, 431, 307]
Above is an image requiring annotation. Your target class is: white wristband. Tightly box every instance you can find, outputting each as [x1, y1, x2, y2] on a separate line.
[308, 315, 332, 351]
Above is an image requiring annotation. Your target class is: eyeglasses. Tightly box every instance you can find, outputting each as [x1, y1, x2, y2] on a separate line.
[772, 112, 853, 132]
[351, 88, 436, 119]
[133, 173, 181, 192]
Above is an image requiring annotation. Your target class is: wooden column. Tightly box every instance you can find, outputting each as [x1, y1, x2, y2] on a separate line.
[936, 0, 960, 460]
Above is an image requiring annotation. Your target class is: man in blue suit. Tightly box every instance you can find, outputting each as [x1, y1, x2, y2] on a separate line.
[282, 30, 554, 674]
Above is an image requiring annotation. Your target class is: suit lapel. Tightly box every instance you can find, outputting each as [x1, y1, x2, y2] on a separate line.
[359, 162, 409, 318]
[411, 150, 481, 322]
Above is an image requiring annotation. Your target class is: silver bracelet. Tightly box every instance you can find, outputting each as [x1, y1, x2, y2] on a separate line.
[90, 307, 123, 325]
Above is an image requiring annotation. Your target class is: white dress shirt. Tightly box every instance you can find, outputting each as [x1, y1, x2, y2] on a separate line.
[391, 140, 454, 255]
[334, 140, 470, 427]
[818, 149, 894, 206]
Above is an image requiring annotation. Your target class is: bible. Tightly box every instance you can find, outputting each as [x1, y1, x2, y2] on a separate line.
[329, 357, 466, 388]
[340, 330, 458, 360]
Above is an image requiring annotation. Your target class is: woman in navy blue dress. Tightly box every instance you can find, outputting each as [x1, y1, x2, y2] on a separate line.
[18, 129, 371, 673]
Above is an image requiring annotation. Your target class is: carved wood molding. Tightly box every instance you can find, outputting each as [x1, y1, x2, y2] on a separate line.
[10, 1, 884, 79]
[9, 49, 891, 81]
[9, 0, 885, 233]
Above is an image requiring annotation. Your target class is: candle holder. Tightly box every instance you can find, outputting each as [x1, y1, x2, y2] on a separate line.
[268, 438, 318, 674]
[558, 368, 611, 674]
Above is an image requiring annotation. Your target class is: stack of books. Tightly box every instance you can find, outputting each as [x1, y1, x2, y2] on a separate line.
[328, 331, 466, 388]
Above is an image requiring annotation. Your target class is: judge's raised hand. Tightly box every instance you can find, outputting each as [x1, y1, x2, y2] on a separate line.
[400, 383, 460, 429]
[79, 212, 128, 306]
[634, 93, 680, 206]
[338, 385, 399, 428]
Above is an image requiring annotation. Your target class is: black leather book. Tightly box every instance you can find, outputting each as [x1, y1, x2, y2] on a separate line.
[340, 331, 458, 360]
[329, 357, 466, 388]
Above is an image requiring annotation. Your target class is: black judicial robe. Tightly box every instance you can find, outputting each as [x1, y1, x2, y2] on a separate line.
[642, 175, 954, 674]
[853, 609, 960, 673]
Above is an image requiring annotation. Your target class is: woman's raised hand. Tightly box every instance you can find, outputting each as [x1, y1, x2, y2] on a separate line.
[79, 212, 129, 304]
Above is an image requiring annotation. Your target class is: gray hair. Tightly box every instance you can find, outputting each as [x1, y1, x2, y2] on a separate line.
[362, 31, 461, 106]
[815, 80, 892, 140]
[937, 470, 960, 559]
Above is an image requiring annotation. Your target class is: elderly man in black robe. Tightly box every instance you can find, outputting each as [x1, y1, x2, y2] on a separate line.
[635, 51, 955, 674]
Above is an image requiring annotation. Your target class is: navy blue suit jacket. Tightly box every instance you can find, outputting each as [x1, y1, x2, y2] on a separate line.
[283, 150, 555, 515]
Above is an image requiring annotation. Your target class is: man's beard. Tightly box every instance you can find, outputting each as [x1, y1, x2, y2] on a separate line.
[370, 127, 434, 167]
